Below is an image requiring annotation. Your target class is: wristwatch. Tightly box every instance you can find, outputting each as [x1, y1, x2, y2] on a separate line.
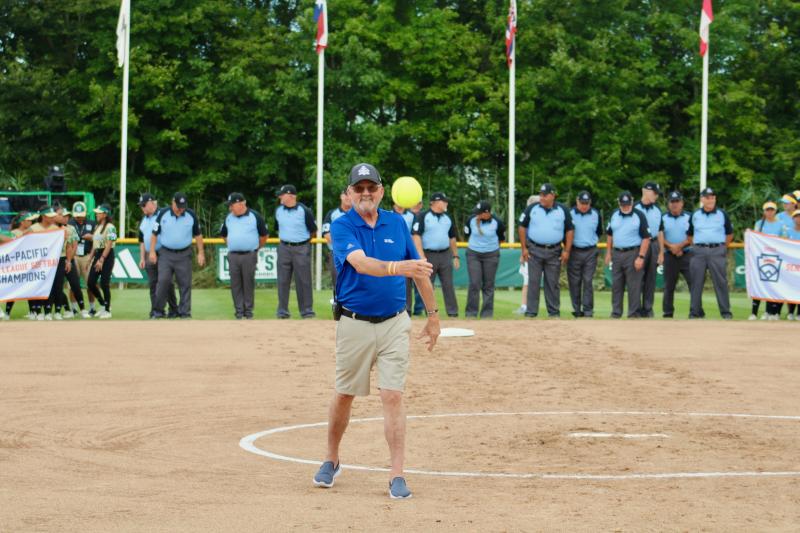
[637, 254, 645, 259]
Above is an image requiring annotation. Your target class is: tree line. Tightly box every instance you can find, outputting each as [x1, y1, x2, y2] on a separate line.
[1, 0, 797, 237]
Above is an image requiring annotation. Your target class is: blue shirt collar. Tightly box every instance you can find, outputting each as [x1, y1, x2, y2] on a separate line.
[637, 202, 656, 210]
[666, 211, 685, 218]
[348, 207, 389, 228]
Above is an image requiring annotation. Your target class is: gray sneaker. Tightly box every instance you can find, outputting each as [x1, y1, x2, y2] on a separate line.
[388, 477, 412, 499]
[313, 461, 341, 488]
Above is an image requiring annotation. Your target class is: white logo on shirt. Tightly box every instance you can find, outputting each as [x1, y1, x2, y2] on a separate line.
[384, 238, 395, 244]
[346, 243, 355, 249]
[358, 165, 370, 176]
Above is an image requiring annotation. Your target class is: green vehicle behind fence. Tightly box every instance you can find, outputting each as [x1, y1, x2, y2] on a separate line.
[0, 191, 96, 230]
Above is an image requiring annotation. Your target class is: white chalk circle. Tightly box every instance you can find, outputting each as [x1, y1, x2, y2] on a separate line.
[239, 411, 800, 480]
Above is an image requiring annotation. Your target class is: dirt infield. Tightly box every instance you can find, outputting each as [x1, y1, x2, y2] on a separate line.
[2, 320, 799, 531]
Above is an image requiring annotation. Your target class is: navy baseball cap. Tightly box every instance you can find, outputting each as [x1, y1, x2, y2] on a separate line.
[277, 184, 297, 196]
[643, 181, 661, 194]
[700, 187, 716, 197]
[348, 163, 382, 185]
[618, 191, 633, 205]
[539, 183, 556, 195]
[668, 191, 683, 202]
[173, 192, 189, 208]
[475, 200, 491, 213]
[138, 193, 155, 207]
[227, 192, 245, 205]
[577, 191, 592, 203]
[430, 192, 449, 203]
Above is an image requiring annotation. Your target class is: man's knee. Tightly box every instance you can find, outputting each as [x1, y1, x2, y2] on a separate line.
[380, 389, 403, 409]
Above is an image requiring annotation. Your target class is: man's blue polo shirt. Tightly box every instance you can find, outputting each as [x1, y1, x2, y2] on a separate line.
[331, 207, 420, 316]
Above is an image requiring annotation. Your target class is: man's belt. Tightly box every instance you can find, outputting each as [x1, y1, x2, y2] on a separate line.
[695, 243, 724, 248]
[423, 248, 450, 253]
[613, 246, 638, 252]
[529, 241, 561, 249]
[280, 240, 310, 246]
[161, 245, 191, 253]
[572, 245, 596, 250]
[340, 307, 404, 324]
[228, 250, 258, 255]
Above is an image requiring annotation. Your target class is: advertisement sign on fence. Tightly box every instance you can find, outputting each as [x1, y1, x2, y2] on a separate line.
[217, 246, 278, 282]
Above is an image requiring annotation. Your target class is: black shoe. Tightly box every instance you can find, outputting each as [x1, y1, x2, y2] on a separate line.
[235, 315, 243, 320]
[524, 312, 537, 318]
[663, 314, 673, 318]
[447, 314, 458, 318]
[277, 314, 290, 319]
[88, 308, 97, 317]
[572, 311, 584, 318]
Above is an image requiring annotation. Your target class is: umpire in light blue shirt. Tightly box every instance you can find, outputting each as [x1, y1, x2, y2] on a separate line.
[634, 181, 662, 318]
[518, 183, 574, 318]
[688, 187, 733, 319]
[658, 191, 693, 318]
[138, 193, 177, 318]
[275, 184, 317, 319]
[464, 201, 506, 318]
[412, 192, 460, 317]
[322, 190, 352, 290]
[567, 191, 602, 318]
[149, 192, 205, 319]
[604, 191, 651, 318]
[220, 193, 269, 319]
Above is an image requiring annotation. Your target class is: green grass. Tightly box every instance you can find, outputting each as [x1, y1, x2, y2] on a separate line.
[5, 287, 756, 320]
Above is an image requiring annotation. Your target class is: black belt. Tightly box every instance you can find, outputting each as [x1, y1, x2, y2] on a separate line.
[572, 245, 596, 250]
[340, 307, 404, 324]
[529, 241, 561, 250]
[613, 246, 637, 252]
[161, 246, 191, 253]
[423, 248, 450, 253]
[695, 243, 724, 248]
[229, 250, 257, 255]
[280, 240, 310, 246]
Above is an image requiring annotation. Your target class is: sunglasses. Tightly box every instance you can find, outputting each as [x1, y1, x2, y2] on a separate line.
[352, 184, 380, 194]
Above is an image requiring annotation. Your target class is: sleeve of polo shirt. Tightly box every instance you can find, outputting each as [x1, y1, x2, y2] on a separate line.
[152, 208, 166, 235]
[138, 229, 144, 243]
[303, 205, 317, 234]
[402, 220, 421, 261]
[331, 218, 361, 264]
[273, 208, 280, 233]
[518, 204, 534, 228]
[412, 211, 426, 235]
[463, 215, 473, 236]
[721, 209, 733, 234]
[187, 208, 201, 236]
[219, 218, 228, 238]
[447, 215, 457, 239]
[635, 211, 650, 239]
[595, 210, 604, 237]
[659, 215, 665, 232]
[687, 212, 695, 236]
[321, 209, 333, 236]
[253, 210, 269, 236]
[495, 216, 507, 241]
[561, 204, 574, 232]
[606, 212, 614, 236]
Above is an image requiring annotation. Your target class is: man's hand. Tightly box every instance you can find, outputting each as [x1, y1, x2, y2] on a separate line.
[634, 256, 645, 271]
[418, 316, 440, 352]
[521, 246, 530, 263]
[396, 259, 433, 279]
[452, 256, 460, 270]
[149, 251, 157, 264]
[139, 258, 145, 269]
[561, 250, 570, 265]
[657, 251, 664, 265]
[197, 253, 206, 268]
[65, 261, 72, 274]
[604, 251, 612, 266]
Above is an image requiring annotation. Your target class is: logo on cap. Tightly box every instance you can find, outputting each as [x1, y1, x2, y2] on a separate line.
[358, 165, 370, 176]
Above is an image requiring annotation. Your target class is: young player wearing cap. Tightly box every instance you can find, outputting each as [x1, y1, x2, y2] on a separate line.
[749, 201, 788, 320]
[69, 201, 96, 316]
[88, 205, 117, 319]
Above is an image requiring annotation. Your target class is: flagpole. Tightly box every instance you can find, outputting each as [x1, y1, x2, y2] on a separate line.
[119, 0, 130, 238]
[315, 50, 324, 292]
[699, 48, 709, 192]
[508, 50, 516, 244]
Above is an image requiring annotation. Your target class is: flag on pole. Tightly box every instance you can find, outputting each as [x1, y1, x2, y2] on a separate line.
[699, 0, 713, 56]
[314, 0, 328, 54]
[505, 0, 517, 66]
[116, 0, 129, 67]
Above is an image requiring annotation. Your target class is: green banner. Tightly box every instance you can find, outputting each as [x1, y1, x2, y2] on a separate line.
[216, 246, 278, 283]
[109, 244, 147, 284]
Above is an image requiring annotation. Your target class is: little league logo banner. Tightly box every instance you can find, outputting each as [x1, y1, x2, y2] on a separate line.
[745, 230, 800, 303]
[0, 231, 64, 301]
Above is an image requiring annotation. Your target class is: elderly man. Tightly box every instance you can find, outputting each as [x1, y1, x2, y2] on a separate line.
[634, 182, 662, 317]
[220, 192, 268, 319]
[604, 191, 651, 318]
[658, 191, 692, 318]
[518, 183, 574, 318]
[138, 193, 177, 319]
[313, 163, 439, 500]
[275, 184, 317, 319]
[567, 191, 602, 318]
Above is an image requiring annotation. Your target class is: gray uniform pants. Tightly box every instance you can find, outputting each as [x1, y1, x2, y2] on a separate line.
[662, 250, 693, 317]
[155, 248, 193, 317]
[327, 250, 338, 291]
[689, 246, 731, 318]
[229, 251, 258, 318]
[465, 249, 500, 318]
[611, 248, 644, 318]
[567, 247, 597, 317]
[145, 255, 177, 317]
[526, 242, 562, 317]
[277, 242, 314, 318]
[425, 249, 458, 316]
[640, 240, 660, 317]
